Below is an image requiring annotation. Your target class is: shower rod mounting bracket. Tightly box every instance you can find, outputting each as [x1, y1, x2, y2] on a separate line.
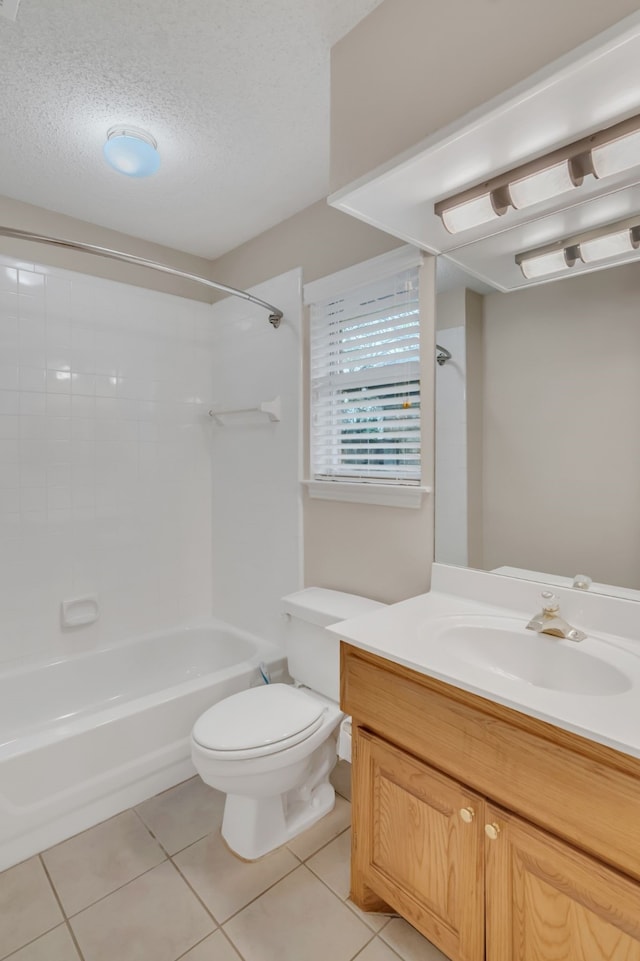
[436, 344, 452, 366]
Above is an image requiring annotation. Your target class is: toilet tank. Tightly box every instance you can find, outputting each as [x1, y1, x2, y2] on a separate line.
[281, 588, 386, 700]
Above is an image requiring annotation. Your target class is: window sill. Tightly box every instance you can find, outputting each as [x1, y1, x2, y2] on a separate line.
[302, 480, 431, 509]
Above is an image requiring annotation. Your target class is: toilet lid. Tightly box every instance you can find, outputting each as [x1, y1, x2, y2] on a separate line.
[192, 684, 326, 755]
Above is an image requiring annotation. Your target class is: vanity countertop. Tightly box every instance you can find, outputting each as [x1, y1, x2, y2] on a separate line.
[330, 568, 640, 761]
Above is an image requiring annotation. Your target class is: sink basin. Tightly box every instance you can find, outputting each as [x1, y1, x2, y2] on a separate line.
[431, 617, 632, 696]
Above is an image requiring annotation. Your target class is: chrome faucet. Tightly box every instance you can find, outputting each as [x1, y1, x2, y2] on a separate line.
[526, 591, 587, 642]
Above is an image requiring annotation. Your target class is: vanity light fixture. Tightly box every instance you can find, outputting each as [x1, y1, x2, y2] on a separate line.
[508, 160, 580, 210]
[517, 246, 577, 280]
[579, 226, 640, 263]
[515, 218, 640, 279]
[103, 126, 160, 177]
[435, 113, 640, 234]
[438, 189, 510, 234]
[591, 127, 640, 179]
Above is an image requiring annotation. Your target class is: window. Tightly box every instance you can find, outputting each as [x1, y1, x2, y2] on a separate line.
[305, 248, 427, 507]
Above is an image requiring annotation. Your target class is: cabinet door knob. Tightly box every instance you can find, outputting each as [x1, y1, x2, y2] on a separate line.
[485, 822, 501, 840]
[459, 807, 475, 823]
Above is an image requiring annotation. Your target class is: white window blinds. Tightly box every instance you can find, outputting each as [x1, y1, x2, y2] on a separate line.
[310, 265, 421, 486]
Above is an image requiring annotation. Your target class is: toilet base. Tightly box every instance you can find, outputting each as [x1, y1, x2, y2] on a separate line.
[221, 740, 337, 860]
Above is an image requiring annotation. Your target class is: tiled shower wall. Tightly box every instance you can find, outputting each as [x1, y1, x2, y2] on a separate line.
[0, 256, 215, 665]
[210, 269, 303, 646]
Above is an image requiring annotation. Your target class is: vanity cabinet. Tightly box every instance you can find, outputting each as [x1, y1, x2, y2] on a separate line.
[353, 729, 484, 961]
[485, 805, 640, 961]
[342, 643, 640, 961]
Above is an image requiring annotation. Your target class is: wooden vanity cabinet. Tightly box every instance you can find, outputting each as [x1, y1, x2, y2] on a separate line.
[352, 728, 485, 961]
[485, 805, 640, 961]
[342, 643, 640, 961]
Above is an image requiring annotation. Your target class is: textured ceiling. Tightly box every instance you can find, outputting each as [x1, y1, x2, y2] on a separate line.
[0, 0, 383, 257]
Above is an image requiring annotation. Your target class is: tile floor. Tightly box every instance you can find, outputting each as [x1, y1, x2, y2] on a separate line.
[0, 777, 448, 961]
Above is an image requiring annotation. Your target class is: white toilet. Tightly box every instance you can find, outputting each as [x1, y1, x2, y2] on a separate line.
[191, 588, 385, 860]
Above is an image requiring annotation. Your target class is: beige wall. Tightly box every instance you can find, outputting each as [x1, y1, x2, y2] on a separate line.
[435, 288, 484, 569]
[211, 199, 403, 293]
[330, 0, 640, 191]
[482, 264, 640, 589]
[212, 200, 434, 603]
[0, 194, 213, 301]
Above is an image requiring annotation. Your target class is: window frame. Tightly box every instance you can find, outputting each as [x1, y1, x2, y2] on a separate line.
[304, 247, 431, 508]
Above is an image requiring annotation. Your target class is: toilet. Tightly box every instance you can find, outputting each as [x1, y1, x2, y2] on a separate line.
[191, 588, 385, 860]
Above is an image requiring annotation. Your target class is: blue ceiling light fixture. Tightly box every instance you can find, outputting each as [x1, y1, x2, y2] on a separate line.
[103, 126, 160, 177]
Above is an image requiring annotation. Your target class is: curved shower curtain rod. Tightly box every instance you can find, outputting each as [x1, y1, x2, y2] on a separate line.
[0, 226, 284, 328]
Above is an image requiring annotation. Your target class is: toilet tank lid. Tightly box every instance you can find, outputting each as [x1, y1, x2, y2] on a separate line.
[281, 587, 386, 627]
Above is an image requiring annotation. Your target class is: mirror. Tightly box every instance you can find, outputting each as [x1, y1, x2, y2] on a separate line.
[434, 256, 640, 600]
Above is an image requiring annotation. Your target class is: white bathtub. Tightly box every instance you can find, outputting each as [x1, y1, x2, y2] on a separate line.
[0, 622, 285, 871]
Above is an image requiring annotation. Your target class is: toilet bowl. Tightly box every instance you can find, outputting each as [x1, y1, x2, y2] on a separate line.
[192, 684, 342, 859]
[191, 588, 385, 860]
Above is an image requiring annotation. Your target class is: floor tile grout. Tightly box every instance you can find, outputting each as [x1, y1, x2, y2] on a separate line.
[302, 847, 394, 937]
[3, 782, 371, 961]
[194, 855, 304, 928]
[347, 929, 380, 960]
[292, 821, 352, 863]
[131, 803, 213, 860]
[37, 855, 87, 961]
[351, 932, 406, 961]
[0, 921, 61, 961]
[64, 919, 87, 961]
[168, 853, 222, 928]
[131, 805, 174, 858]
[217, 926, 247, 961]
[62, 857, 169, 921]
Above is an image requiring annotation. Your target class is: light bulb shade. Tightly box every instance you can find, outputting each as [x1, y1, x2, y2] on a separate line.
[579, 228, 637, 263]
[509, 160, 577, 210]
[591, 128, 640, 179]
[103, 127, 160, 177]
[519, 248, 571, 279]
[440, 192, 502, 234]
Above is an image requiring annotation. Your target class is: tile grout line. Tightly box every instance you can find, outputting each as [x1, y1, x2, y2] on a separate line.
[217, 926, 247, 961]
[38, 854, 87, 961]
[292, 821, 352, 864]
[58, 857, 169, 922]
[352, 933, 407, 961]
[169, 842, 303, 931]
[216, 861, 371, 961]
[0, 923, 61, 961]
[131, 805, 175, 857]
[5, 790, 355, 961]
[172, 930, 219, 961]
[131, 801, 214, 857]
[167, 854, 222, 930]
[347, 929, 379, 960]
[303, 850, 394, 937]
[173, 926, 246, 961]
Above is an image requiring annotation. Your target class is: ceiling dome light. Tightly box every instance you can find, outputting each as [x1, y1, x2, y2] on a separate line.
[103, 126, 160, 177]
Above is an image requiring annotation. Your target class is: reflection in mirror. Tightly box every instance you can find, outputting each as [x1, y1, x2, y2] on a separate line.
[434, 257, 640, 599]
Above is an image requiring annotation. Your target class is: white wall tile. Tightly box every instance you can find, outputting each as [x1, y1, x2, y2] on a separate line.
[0, 258, 214, 665]
[209, 270, 303, 647]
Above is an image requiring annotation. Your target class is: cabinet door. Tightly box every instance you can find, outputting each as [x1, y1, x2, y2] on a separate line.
[352, 727, 485, 961]
[485, 803, 640, 961]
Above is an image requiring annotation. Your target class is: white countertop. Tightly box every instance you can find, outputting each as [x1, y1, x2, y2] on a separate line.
[330, 565, 640, 761]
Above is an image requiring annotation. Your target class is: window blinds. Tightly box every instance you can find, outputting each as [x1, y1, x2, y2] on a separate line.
[310, 266, 420, 485]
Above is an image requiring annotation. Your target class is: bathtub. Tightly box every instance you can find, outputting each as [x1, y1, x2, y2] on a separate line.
[0, 622, 286, 871]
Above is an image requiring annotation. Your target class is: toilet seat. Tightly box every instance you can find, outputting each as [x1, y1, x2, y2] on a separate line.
[192, 684, 326, 760]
